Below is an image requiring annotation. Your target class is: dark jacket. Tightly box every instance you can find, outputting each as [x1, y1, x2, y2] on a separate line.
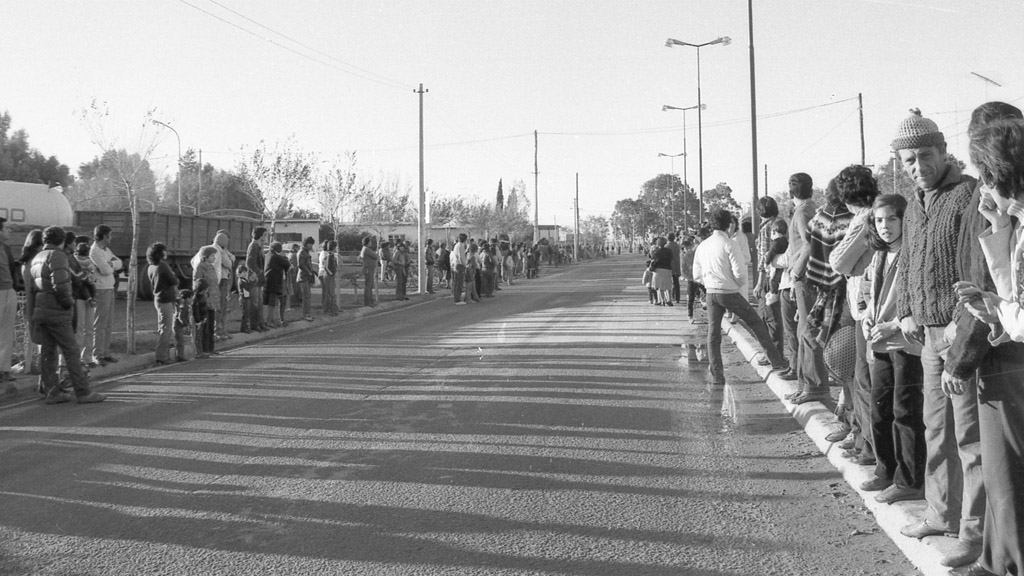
[148, 261, 179, 304]
[264, 251, 291, 296]
[297, 248, 315, 282]
[246, 240, 265, 286]
[28, 248, 74, 314]
[651, 246, 673, 270]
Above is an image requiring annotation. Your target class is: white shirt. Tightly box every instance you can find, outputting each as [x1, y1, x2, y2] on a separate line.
[89, 243, 122, 290]
[693, 230, 744, 294]
[451, 241, 468, 268]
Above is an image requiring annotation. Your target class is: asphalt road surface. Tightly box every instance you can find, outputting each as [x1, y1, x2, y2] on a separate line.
[0, 256, 919, 576]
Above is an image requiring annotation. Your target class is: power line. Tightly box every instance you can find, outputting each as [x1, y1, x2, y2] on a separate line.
[175, 0, 409, 91]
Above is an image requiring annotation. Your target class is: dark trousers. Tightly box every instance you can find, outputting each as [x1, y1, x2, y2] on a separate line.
[395, 268, 407, 300]
[793, 280, 828, 393]
[672, 274, 681, 303]
[869, 349, 925, 489]
[706, 292, 786, 384]
[33, 309, 90, 396]
[249, 286, 265, 329]
[686, 281, 704, 317]
[239, 296, 251, 330]
[757, 295, 784, 364]
[977, 341, 1024, 576]
[363, 269, 375, 305]
[197, 309, 216, 354]
[453, 265, 466, 303]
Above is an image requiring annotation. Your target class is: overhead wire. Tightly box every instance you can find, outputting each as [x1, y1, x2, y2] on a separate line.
[175, 0, 409, 91]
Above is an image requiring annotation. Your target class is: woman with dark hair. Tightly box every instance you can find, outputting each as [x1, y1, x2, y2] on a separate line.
[956, 116, 1024, 576]
[857, 194, 927, 506]
[20, 229, 44, 268]
[754, 197, 784, 357]
[147, 243, 179, 364]
[827, 165, 882, 457]
[649, 237, 673, 306]
[264, 241, 290, 328]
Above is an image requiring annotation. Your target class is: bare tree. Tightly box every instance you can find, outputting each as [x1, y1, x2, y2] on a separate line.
[78, 99, 160, 354]
[237, 136, 316, 239]
[316, 151, 358, 238]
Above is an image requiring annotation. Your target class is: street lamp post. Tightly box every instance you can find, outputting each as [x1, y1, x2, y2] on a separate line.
[665, 36, 730, 224]
[657, 152, 684, 230]
[661, 103, 704, 232]
[151, 119, 182, 215]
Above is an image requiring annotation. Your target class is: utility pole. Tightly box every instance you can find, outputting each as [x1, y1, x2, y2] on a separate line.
[533, 130, 539, 244]
[858, 93, 866, 165]
[197, 149, 202, 215]
[574, 172, 580, 262]
[748, 0, 760, 271]
[416, 83, 428, 295]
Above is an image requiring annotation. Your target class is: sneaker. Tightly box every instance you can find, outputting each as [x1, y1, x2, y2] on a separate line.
[875, 484, 924, 504]
[825, 424, 852, 443]
[75, 392, 107, 404]
[455, 302, 467, 306]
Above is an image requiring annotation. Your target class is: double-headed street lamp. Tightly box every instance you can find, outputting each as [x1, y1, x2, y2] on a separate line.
[657, 152, 685, 231]
[661, 103, 705, 229]
[150, 119, 182, 215]
[665, 36, 730, 223]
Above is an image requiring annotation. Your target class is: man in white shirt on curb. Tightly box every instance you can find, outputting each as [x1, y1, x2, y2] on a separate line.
[89, 225, 122, 365]
[693, 208, 788, 386]
[451, 233, 468, 305]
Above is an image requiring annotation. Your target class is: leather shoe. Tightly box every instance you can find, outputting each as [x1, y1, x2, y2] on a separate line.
[949, 562, 998, 576]
[859, 476, 892, 492]
[901, 520, 957, 539]
[43, 391, 72, 405]
[942, 540, 982, 568]
[757, 356, 771, 366]
[875, 484, 924, 504]
[778, 368, 797, 381]
[825, 425, 851, 443]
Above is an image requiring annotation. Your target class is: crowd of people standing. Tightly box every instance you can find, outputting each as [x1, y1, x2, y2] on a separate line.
[667, 103, 1024, 576]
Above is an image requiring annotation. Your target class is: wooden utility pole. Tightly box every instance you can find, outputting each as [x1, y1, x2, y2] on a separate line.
[748, 0, 760, 272]
[416, 83, 428, 294]
[574, 172, 580, 262]
[533, 130, 539, 244]
[859, 93, 866, 165]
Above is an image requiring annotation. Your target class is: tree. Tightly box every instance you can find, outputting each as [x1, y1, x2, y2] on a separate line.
[77, 99, 161, 355]
[496, 179, 504, 211]
[611, 198, 655, 250]
[315, 151, 358, 239]
[69, 152, 159, 211]
[580, 215, 609, 248]
[0, 110, 73, 188]
[351, 170, 412, 242]
[639, 173, 698, 233]
[702, 182, 742, 216]
[237, 136, 317, 239]
[429, 194, 467, 227]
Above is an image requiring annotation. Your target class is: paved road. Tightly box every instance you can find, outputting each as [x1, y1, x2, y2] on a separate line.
[0, 256, 918, 575]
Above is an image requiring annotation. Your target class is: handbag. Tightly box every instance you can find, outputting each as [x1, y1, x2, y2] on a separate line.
[641, 269, 653, 286]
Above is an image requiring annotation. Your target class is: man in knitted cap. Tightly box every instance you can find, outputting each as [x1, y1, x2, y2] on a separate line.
[892, 108, 985, 569]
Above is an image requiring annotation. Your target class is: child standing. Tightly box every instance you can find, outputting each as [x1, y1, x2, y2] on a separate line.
[192, 246, 219, 359]
[174, 289, 193, 362]
[237, 262, 253, 333]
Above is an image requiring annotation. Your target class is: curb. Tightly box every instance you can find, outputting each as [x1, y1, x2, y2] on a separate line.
[722, 320, 960, 576]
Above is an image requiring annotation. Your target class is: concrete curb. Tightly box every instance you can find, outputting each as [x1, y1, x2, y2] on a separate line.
[722, 320, 959, 576]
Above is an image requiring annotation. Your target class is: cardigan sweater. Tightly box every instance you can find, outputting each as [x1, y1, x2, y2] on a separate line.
[895, 164, 977, 326]
[804, 203, 852, 290]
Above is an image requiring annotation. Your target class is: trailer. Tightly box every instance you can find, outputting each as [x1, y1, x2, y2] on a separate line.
[74, 211, 259, 299]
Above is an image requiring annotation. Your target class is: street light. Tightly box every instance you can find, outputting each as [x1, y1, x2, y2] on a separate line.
[150, 119, 182, 215]
[661, 102, 705, 231]
[658, 152, 684, 230]
[665, 35, 731, 223]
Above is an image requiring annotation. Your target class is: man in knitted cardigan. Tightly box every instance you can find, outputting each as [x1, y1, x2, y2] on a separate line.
[892, 109, 985, 570]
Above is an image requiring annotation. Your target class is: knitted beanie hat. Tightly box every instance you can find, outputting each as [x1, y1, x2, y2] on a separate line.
[892, 108, 944, 150]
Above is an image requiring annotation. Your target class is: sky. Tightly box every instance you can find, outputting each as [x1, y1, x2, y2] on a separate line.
[3, 0, 1024, 228]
